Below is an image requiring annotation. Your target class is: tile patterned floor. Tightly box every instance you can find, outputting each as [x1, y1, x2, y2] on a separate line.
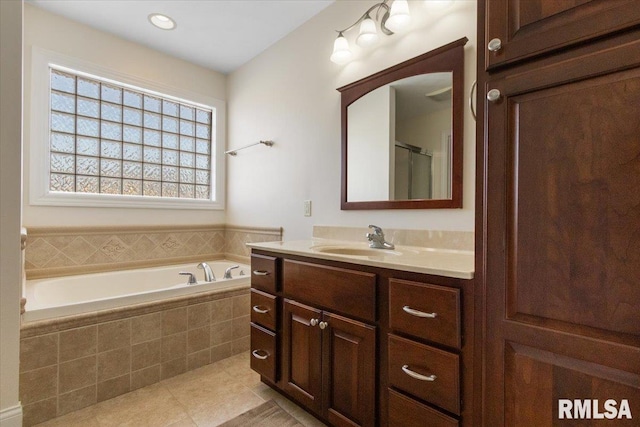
[34, 352, 327, 427]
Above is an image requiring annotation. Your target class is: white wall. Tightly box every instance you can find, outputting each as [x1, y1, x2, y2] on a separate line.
[23, 4, 228, 227]
[0, 0, 24, 424]
[227, 0, 477, 239]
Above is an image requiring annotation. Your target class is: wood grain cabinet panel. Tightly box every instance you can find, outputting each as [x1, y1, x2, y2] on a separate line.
[282, 299, 323, 413]
[389, 279, 461, 349]
[250, 288, 277, 331]
[485, 0, 640, 69]
[480, 7, 640, 425]
[250, 323, 277, 384]
[388, 334, 460, 416]
[323, 312, 376, 427]
[283, 260, 376, 322]
[251, 254, 278, 293]
[388, 389, 459, 427]
[283, 299, 376, 427]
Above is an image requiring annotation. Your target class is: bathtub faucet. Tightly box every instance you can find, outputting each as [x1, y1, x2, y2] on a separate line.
[223, 265, 240, 279]
[197, 262, 215, 282]
[179, 272, 197, 285]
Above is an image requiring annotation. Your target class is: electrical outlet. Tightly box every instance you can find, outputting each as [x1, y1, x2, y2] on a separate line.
[304, 200, 312, 217]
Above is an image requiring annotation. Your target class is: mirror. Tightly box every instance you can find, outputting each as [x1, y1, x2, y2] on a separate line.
[339, 37, 467, 210]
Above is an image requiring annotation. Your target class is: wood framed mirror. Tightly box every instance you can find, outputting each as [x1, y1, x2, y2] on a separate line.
[339, 37, 467, 210]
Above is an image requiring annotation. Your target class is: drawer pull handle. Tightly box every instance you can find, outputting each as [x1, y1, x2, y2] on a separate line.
[402, 365, 437, 382]
[402, 306, 438, 318]
[252, 305, 269, 314]
[253, 270, 270, 276]
[252, 350, 269, 360]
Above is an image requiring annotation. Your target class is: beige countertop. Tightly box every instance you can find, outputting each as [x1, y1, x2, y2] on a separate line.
[247, 239, 474, 279]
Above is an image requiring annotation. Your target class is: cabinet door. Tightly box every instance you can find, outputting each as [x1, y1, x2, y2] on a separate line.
[282, 299, 323, 413]
[485, 0, 640, 70]
[483, 35, 640, 426]
[322, 312, 376, 427]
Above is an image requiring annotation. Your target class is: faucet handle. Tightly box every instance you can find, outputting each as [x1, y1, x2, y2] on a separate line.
[179, 272, 197, 285]
[368, 225, 384, 236]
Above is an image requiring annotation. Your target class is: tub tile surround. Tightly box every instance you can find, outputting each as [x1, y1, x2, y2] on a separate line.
[24, 224, 282, 279]
[19, 288, 251, 426]
[313, 225, 474, 251]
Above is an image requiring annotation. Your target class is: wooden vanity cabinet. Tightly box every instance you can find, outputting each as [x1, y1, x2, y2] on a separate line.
[249, 254, 280, 384]
[250, 249, 474, 426]
[478, 1, 640, 425]
[282, 299, 376, 427]
[484, 0, 640, 70]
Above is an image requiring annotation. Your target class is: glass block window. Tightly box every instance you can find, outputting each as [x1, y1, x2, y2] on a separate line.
[48, 67, 213, 200]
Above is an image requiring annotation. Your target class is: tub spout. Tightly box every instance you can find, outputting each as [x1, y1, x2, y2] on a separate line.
[223, 265, 239, 279]
[197, 262, 215, 282]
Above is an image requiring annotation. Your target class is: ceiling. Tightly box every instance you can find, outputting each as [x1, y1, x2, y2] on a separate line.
[27, 0, 334, 74]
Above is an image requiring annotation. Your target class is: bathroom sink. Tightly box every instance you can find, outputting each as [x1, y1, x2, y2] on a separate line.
[312, 246, 400, 257]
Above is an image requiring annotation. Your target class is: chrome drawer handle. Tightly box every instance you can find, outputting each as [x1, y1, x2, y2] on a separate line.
[402, 365, 437, 382]
[252, 349, 269, 360]
[252, 305, 269, 314]
[253, 270, 270, 276]
[402, 306, 437, 318]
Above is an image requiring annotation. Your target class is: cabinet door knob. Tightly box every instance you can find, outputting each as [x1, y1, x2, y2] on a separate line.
[487, 89, 502, 102]
[252, 305, 269, 314]
[310, 318, 319, 327]
[252, 349, 269, 360]
[402, 306, 438, 318]
[402, 365, 437, 382]
[488, 38, 502, 52]
[319, 321, 328, 330]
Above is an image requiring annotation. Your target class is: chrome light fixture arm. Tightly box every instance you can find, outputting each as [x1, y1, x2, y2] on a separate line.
[335, 0, 393, 36]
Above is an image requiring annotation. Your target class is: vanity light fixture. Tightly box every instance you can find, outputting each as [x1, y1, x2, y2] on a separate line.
[330, 0, 411, 64]
[148, 13, 176, 30]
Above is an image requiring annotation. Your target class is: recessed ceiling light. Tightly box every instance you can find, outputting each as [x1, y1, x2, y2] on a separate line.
[148, 13, 176, 30]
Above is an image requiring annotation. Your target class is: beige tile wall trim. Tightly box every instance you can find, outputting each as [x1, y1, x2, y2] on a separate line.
[224, 253, 250, 265]
[224, 225, 283, 235]
[26, 254, 226, 280]
[21, 284, 249, 338]
[26, 224, 226, 236]
[25, 224, 281, 279]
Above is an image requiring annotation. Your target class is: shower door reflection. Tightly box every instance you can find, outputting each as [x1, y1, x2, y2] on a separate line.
[394, 142, 433, 200]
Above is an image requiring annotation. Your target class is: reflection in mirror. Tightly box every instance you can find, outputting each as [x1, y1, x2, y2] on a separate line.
[347, 72, 452, 202]
[339, 37, 467, 210]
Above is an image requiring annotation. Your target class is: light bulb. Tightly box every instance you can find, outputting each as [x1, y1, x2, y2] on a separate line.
[386, 0, 411, 33]
[330, 33, 352, 64]
[356, 15, 379, 47]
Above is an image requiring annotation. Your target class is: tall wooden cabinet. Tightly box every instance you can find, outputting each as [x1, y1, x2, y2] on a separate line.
[477, 1, 640, 425]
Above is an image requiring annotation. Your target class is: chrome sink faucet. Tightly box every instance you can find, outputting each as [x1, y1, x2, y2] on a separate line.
[197, 262, 215, 282]
[366, 225, 395, 250]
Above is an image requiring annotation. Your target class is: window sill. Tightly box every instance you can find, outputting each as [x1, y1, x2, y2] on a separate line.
[31, 191, 223, 210]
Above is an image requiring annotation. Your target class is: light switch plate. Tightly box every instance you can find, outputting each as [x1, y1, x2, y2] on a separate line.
[304, 200, 312, 217]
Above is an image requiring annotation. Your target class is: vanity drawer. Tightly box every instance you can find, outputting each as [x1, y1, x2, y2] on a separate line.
[389, 278, 461, 349]
[250, 323, 277, 383]
[283, 259, 376, 322]
[388, 389, 459, 427]
[251, 289, 277, 331]
[251, 254, 278, 293]
[388, 334, 460, 415]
